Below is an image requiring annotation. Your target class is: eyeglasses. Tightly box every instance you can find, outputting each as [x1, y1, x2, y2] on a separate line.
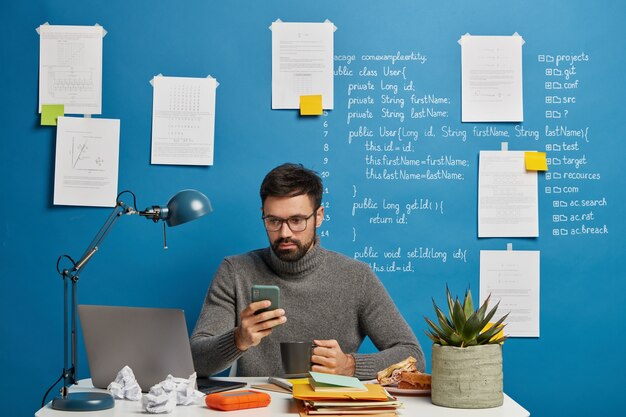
[262, 211, 316, 232]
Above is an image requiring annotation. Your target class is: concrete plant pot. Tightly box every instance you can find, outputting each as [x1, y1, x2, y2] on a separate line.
[431, 344, 503, 409]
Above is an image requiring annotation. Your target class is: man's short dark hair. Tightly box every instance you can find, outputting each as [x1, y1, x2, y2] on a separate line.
[260, 163, 323, 209]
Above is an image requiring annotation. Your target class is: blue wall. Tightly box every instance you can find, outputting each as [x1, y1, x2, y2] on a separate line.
[2, 1, 624, 416]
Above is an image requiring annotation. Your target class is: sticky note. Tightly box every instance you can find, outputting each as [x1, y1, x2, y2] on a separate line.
[525, 151, 548, 171]
[41, 104, 64, 126]
[299, 95, 323, 116]
[482, 322, 505, 344]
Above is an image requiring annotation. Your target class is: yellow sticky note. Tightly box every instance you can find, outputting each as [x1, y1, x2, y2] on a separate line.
[41, 104, 64, 126]
[300, 95, 323, 116]
[482, 322, 505, 344]
[525, 151, 548, 171]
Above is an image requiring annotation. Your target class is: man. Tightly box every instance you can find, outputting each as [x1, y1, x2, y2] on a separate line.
[191, 163, 424, 379]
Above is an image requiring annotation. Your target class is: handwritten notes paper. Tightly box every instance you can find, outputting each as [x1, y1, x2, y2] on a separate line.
[478, 150, 538, 237]
[460, 34, 524, 122]
[271, 20, 334, 110]
[151, 75, 217, 166]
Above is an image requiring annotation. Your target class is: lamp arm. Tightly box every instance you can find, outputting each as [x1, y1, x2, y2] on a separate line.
[58, 199, 135, 395]
[71, 201, 135, 276]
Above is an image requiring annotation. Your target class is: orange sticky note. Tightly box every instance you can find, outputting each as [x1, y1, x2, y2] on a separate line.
[300, 95, 323, 116]
[525, 151, 548, 171]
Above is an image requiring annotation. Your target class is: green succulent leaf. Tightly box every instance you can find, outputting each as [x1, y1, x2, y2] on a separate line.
[477, 313, 509, 344]
[463, 288, 474, 318]
[433, 300, 455, 335]
[477, 299, 500, 330]
[461, 309, 483, 341]
[423, 330, 441, 344]
[477, 325, 503, 344]
[424, 316, 449, 341]
[448, 331, 463, 345]
[489, 336, 508, 344]
[451, 298, 466, 333]
[446, 285, 455, 318]
[475, 294, 491, 324]
[463, 338, 478, 347]
[489, 311, 509, 329]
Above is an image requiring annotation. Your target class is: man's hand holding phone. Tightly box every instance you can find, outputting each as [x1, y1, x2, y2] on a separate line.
[234, 286, 286, 351]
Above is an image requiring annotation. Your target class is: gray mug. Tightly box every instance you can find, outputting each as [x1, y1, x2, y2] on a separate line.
[280, 341, 313, 377]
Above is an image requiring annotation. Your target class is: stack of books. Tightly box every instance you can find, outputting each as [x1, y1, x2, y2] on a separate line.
[292, 372, 402, 416]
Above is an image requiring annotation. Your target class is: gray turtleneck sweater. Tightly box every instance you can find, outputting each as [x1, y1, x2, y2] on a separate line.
[190, 242, 425, 379]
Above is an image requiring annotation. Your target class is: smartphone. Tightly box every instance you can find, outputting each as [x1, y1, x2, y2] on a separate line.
[251, 285, 281, 314]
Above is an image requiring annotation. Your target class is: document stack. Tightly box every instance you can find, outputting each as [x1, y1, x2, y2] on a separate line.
[292, 372, 402, 416]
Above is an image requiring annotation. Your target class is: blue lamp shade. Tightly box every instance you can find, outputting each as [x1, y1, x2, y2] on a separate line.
[162, 189, 212, 227]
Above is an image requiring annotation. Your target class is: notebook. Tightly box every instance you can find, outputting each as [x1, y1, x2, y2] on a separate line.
[309, 372, 367, 392]
[78, 305, 197, 392]
[292, 383, 389, 401]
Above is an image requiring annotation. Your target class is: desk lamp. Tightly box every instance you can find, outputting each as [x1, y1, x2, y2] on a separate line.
[45, 189, 212, 411]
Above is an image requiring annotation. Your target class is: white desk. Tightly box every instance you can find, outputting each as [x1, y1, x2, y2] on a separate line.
[36, 378, 530, 417]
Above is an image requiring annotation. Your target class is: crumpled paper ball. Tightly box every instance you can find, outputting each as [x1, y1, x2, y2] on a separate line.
[107, 365, 142, 401]
[141, 372, 204, 414]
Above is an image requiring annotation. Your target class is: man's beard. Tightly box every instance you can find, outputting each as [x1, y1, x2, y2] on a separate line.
[271, 234, 315, 262]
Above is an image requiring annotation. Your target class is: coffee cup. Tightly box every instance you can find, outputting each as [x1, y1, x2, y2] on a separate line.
[280, 341, 312, 377]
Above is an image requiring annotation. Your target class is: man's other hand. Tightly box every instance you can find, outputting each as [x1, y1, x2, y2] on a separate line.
[234, 301, 286, 351]
[311, 339, 356, 376]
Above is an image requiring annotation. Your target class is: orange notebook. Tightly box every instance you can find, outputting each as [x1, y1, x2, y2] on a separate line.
[292, 383, 389, 401]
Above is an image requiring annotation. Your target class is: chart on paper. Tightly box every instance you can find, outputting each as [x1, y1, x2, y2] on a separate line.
[70, 137, 106, 171]
[151, 76, 217, 166]
[38, 25, 103, 114]
[54, 117, 120, 207]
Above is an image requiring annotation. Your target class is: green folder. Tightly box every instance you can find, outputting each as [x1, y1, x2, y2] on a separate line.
[309, 371, 367, 392]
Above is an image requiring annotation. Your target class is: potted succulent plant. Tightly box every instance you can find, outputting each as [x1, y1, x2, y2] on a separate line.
[424, 286, 508, 409]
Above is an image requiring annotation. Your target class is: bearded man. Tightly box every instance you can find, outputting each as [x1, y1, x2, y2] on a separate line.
[191, 163, 424, 378]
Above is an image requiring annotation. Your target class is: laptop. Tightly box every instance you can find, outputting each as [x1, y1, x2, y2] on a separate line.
[78, 305, 246, 393]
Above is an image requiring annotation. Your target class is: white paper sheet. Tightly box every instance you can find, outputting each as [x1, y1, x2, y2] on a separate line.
[271, 20, 334, 109]
[478, 151, 538, 237]
[54, 117, 120, 207]
[151, 75, 217, 166]
[480, 249, 540, 337]
[38, 25, 104, 115]
[460, 34, 524, 122]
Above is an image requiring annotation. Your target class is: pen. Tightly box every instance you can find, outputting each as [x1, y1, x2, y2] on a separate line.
[267, 377, 293, 391]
